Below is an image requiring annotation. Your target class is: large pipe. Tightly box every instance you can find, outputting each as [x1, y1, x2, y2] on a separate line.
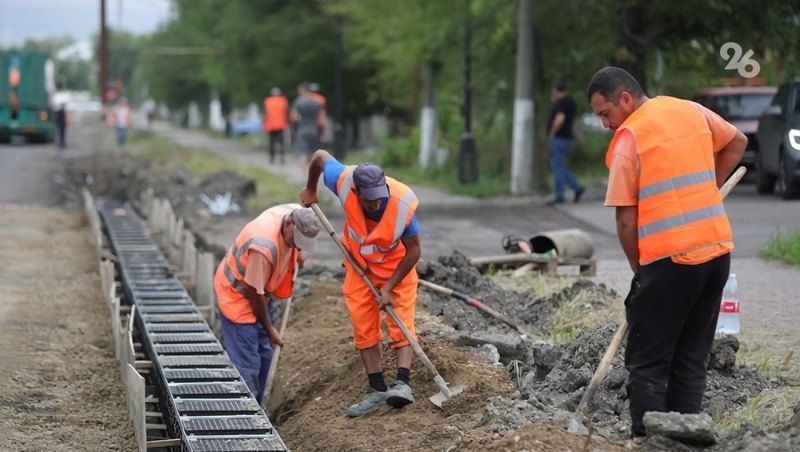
[530, 228, 594, 259]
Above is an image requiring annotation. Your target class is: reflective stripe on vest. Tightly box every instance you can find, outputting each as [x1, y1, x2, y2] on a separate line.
[639, 169, 716, 201]
[638, 204, 726, 239]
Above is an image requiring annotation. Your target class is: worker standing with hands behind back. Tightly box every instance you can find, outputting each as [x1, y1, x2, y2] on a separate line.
[587, 66, 746, 439]
[299, 149, 421, 417]
[213, 203, 321, 408]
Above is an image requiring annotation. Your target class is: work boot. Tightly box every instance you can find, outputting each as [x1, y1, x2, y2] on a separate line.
[346, 387, 387, 417]
[385, 380, 414, 408]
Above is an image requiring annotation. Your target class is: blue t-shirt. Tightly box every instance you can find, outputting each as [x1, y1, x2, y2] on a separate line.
[323, 159, 419, 238]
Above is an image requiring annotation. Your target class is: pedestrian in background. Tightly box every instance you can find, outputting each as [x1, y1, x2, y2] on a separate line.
[547, 77, 585, 206]
[107, 97, 132, 153]
[263, 87, 290, 165]
[291, 83, 328, 175]
[54, 102, 68, 150]
[213, 203, 321, 409]
[587, 66, 746, 439]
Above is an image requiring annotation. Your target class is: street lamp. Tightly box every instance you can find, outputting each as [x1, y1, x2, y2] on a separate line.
[458, 0, 478, 185]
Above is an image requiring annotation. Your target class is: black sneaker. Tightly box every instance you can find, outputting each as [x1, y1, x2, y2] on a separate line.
[574, 187, 585, 203]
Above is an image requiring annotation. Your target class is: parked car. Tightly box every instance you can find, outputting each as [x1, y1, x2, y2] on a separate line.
[756, 78, 800, 199]
[692, 85, 777, 171]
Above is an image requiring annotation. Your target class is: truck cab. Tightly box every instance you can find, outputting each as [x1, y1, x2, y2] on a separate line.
[0, 51, 55, 143]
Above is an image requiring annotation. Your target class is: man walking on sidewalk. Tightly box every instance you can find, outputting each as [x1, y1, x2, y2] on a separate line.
[213, 203, 321, 407]
[547, 77, 584, 206]
[299, 150, 421, 417]
[587, 66, 746, 438]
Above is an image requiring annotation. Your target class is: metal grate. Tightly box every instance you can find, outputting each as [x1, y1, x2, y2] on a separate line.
[146, 323, 210, 333]
[169, 382, 251, 397]
[163, 368, 241, 382]
[138, 304, 199, 314]
[143, 313, 206, 323]
[150, 333, 218, 344]
[135, 290, 189, 300]
[159, 355, 232, 368]
[181, 416, 273, 435]
[155, 343, 224, 355]
[186, 436, 288, 452]
[174, 398, 262, 415]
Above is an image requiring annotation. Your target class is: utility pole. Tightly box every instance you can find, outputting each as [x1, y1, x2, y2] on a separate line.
[511, 0, 534, 195]
[458, 0, 478, 185]
[332, 18, 345, 160]
[100, 0, 108, 105]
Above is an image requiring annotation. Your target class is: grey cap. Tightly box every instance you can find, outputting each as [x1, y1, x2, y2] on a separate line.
[353, 163, 389, 200]
[290, 208, 321, 251]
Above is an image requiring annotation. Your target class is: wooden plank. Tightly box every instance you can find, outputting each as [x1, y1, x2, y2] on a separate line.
[125, 363, 147, 452]
[169, 217, 184, 265]
[111, 297, 121, 362]
[470, 253, 595, 267]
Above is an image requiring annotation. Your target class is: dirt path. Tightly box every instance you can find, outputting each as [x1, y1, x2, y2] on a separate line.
[0, 207, 135, 450]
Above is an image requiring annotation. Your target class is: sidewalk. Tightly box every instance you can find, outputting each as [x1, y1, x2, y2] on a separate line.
[149, 122, 568, 213]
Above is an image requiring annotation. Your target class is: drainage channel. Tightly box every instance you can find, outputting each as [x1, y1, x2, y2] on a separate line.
[97, 199, 288, 451]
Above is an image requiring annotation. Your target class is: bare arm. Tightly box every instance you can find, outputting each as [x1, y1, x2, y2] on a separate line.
[715, 130, 747, 187]
[299, 149, 334, 206]
[243, 260, 283, 346]
[548, 112, 565, 139]
[616, 206, 639, 273]
[378, 234, 421, 309]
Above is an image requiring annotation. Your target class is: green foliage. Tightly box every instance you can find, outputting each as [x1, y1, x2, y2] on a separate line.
[759, 227, 800, 267]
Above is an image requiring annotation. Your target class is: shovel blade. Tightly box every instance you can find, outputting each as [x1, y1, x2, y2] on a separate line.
[428, 384, 466, 408]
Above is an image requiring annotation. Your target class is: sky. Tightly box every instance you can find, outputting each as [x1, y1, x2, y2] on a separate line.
[1, 0, 172, 48]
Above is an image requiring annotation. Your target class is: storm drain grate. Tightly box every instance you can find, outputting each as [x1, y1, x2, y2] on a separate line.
[135, 290, 189, 300]
[186, 435, 287, 451]
[163, 368, 241, 382]
[129, 280, 186, 291]
[143, 313, 206, 323]
[150, 333, 218, 344]
[181, 416, 273, 435]
[138, 305, 199, 314]
[146, 323, 210, 333]
[159, 355, 232, 368]
[175, 398, 262, 416]
[138, 297, 194, 306]
[169, 382, 251, 397]
[155, 343, 224, 355]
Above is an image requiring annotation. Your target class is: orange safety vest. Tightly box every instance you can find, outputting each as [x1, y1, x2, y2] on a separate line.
[336, 167, 418, 284]
[263, 95, 289, 132]
[214, 203, 298, 323]
[606, 96, 733, 265]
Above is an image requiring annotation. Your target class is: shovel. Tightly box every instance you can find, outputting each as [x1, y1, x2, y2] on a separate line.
[309, 203, 466, 408]
[417, 279, 529, 336]
[263, 261, 299, 409]
[567, 166, 747, 434]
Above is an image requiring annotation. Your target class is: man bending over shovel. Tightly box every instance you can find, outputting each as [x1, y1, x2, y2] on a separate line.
[213, 204, 321, 408]
[300, 150, 421, 417]
[587, 67, 746, 438]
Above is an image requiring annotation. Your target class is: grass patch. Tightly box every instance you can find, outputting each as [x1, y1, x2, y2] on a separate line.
[715, 341, 800, 432]
[492, 272, 624, 343]
[129, 130, 304, 211]
[759, 226, 800, 266]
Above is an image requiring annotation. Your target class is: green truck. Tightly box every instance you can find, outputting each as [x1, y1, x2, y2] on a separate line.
[0, 50, 55, 143]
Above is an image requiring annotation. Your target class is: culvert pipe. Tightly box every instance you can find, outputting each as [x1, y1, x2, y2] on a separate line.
[530, 228, 594, 259]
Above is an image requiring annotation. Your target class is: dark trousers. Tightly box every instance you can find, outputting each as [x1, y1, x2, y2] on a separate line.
[268, 130, 285, 162]
[625, 252, 730, 437]
[57, 124, 66, 148]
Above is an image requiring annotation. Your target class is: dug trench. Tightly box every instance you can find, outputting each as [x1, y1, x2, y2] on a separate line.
[57, 153, 800, 451]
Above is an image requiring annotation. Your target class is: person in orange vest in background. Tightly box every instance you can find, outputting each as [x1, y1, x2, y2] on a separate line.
[587, 67, 746, 439]
[263, 87, 289, 164]
[299, 150, 421, 417]
[107, 97, 133, 153]
[213, 203, 321, 409]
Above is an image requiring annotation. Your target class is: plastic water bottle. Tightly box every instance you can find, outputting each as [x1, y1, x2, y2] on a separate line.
[716, 274, 740, 334]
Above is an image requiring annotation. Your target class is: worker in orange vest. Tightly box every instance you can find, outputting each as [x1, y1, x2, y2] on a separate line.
[213, 203, 321, 407]
[291, 83, 328, 175]
[299, 150, 421, 417]
[307, 82, 331, 143]
[587, 67, 747, 439]
[263, 87, 290, 164]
